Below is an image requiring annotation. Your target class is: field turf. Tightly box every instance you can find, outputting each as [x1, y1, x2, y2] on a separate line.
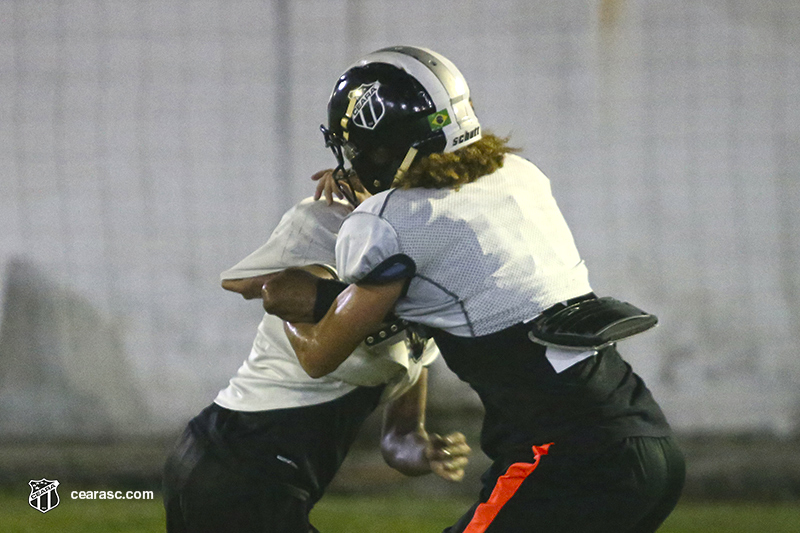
[2, 490, 799, 532]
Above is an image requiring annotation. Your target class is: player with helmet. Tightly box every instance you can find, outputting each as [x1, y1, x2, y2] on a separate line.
[277, 46, 685, 532]
[162, 171, 470, 533]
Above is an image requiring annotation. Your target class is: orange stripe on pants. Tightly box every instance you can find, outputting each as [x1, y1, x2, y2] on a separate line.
[462, 443, 553, 533]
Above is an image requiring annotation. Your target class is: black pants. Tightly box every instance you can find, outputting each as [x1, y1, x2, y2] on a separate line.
[163, 385, 383, 533]
[445, 436, 685, 533]
[163, 441, 317, 533]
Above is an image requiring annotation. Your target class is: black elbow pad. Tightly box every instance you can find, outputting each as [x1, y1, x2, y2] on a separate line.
[313, 278, 348, 322]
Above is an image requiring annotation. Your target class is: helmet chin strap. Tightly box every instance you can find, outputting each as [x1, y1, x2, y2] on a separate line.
[341, 89, 360, 141]
[390, 146, 419, 188]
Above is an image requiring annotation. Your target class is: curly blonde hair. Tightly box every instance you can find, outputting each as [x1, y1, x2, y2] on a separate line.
[392, 132, 518, 190]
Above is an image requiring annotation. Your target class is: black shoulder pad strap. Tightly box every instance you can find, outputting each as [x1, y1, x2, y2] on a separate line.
[528, 296, 658, 349]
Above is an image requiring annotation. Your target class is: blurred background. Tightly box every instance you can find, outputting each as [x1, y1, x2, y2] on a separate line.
[1, 0, 799, 504]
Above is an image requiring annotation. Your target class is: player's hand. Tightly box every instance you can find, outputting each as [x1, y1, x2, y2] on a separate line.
[311, 169, 342, 205]
[312, 168, 366, 206]
[222, 274, 276, 300]
[381, 429, 470, 481]
[426, 432, 471, 482]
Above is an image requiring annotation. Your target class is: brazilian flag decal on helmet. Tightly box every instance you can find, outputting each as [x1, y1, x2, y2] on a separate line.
[427, 109, 451, 131]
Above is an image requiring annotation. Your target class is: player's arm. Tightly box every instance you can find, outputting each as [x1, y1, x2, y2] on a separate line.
[380, 368, 471, 481]
[224, 264, 344, 324]
[283, 279, 404, 378]
[221, 275, 276, 300]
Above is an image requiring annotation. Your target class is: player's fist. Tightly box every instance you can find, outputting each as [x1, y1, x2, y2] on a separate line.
[426, 432, 471, 482]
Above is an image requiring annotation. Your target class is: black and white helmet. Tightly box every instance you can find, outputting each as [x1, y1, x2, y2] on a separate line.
[322, 46, 482, 195]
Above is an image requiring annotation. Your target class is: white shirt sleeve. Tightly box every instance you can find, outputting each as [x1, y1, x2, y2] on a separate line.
[335, 210, 404, 284]
[221, 198, 351, 281]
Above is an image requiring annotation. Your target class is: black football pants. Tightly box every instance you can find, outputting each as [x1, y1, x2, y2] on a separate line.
[163, 385, 383, 533]
[445, 435, 685, 533]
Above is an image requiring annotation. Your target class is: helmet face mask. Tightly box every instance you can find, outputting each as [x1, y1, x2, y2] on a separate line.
[323, 46, 482, 195]
[320, 124, 362, 206]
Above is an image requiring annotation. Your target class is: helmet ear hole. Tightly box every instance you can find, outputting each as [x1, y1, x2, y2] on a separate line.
[368, 146, 394, 165]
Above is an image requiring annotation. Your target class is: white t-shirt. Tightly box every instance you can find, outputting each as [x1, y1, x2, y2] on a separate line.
[336, 155, 594, 337]
[214, 197, 438, 412]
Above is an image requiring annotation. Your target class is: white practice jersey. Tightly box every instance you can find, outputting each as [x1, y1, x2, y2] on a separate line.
[336, 155, 593, 337]
[215, 197, 438, 412]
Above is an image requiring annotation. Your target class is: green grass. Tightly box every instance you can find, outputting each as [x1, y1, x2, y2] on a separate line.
[2, 488, 799, 532]
[311, 494, 469, 532]
[655, 501, 800, 533]
[1, 486, 164, 533]
[311, 497, 800, 533]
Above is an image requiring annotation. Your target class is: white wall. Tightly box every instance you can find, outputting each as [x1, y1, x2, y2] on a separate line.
[1, 0, 798, 435]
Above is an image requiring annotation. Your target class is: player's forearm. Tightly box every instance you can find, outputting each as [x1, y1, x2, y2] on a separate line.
[381, 370, 431, 476]
[284, 280, 405, 378]
[383, 369, 428, 436]
[283, 320, 357, 378]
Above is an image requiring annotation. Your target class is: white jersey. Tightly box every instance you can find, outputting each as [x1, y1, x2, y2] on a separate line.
[214, 197, 438, 412]
[336, 155, 593, 337]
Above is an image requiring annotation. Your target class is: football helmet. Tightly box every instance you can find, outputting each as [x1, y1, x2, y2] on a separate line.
[322, 46, 482, 195]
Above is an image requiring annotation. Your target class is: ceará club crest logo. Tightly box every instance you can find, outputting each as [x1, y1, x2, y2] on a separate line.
[29, 478, 60, 513]
[350, 81, 385, 130]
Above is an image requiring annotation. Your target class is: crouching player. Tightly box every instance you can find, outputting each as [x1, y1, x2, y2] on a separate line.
[162, 169, 469, 533]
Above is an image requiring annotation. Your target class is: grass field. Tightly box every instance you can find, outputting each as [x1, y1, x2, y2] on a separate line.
[2, 489, 799, 532]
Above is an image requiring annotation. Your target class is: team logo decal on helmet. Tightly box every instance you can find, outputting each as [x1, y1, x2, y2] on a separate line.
[350, 82, 385, 130]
